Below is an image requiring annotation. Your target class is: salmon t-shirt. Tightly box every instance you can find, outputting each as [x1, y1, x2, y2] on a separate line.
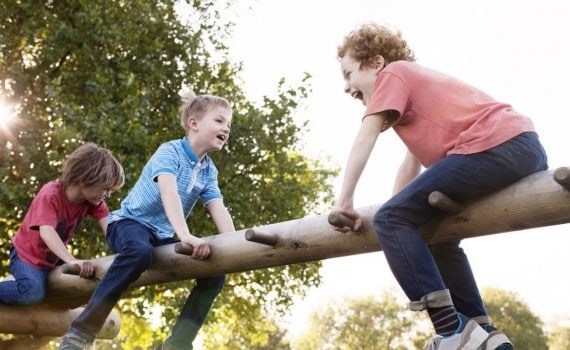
[364, 61, 535, 167]
[11, 181, 109, 268]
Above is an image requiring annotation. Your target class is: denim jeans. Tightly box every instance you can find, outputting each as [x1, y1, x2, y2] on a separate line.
[70, 218, 225, 348]
[374, 132, 547, 318]
[0, 246, 48, 304]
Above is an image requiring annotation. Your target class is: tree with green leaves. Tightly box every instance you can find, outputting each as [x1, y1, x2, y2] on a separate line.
[481, 287, 549, 349]
[293, 290, 431, 350]
[547, 321, 570, 350]
[1, 0, 337, 347]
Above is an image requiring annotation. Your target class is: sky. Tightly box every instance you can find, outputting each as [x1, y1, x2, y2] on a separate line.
[227, 0, 570, 333]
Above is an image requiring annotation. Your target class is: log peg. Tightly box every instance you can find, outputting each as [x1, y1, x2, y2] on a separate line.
[61, 264, 81, 275]
[244, 229, 279, 247]
[174, 243, 195, 256]
[328, 212, 356, 229]
[428, 191, 463, 215]
[553, 166, 570, 191]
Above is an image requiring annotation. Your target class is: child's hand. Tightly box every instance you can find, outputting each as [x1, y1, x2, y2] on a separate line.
[329, 206, 363, 232]
[181, 237, 211, 260]
[69, 259, 96, 278]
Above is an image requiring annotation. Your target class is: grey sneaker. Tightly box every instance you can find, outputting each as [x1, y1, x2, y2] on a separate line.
[424, 315, 489, 350]
[58, 333, 93, 350]
[481, 325, 513, 350]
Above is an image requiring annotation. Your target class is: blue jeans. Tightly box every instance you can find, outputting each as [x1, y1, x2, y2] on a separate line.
[70, 219, 225, 348]
[0, 246, 49, 304]
[374, 132, 547, 318]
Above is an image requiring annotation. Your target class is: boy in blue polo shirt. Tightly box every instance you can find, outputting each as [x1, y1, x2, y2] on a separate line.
[59, 91, 235, 350]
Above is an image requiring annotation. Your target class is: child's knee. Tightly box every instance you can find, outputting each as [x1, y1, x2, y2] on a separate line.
[373, 203, 397, 235]
[17, 280, 45, 304]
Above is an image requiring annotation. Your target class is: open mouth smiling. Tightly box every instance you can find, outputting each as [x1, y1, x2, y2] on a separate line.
[351, 91, 363, 101]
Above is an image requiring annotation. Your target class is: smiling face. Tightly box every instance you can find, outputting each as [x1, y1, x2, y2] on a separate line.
[340, 53, 384, 106]
[188, 105, 232, 158]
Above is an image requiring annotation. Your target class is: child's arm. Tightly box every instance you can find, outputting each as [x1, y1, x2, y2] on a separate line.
[39, 225, 95, 278]
[206, 200, 235, 234]
[333, 112, 388, 231]
[157, 173, 211, 260]
[97, 215, 109, 236]
[392, 150, 421, 194]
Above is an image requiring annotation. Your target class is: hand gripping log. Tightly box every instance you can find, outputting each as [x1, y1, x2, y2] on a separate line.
[61, 243, 195, 276]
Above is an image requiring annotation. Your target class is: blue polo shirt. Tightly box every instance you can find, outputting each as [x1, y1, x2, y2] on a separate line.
[109, 138, 223, 239]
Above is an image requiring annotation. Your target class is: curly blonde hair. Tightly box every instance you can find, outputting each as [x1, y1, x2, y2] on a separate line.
[179, 90, 232, 133]
[337, 23, 416, 67]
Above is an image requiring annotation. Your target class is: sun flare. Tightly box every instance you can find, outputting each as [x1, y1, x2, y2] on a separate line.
[0, 100, 15, 128]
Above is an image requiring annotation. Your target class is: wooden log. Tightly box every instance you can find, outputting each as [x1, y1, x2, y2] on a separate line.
[244, 229, 279, 246]
[0, 304, 120, 338]
[428, 191, 463, 215]
[39, 167, 570, 304]
[0, 336, 52, 350]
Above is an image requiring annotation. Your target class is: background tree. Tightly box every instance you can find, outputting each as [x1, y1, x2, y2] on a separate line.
[547, 321, 570, 350]
[482, 287, 549, 349]
[0, 0, 337, 347]
[293, 289, 431, 350]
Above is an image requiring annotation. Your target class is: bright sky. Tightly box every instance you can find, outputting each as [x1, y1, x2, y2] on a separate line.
[228, 0, 570, 335]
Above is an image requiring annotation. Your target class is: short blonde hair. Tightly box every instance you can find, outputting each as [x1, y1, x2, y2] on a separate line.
[338, 23, 416, 68]
[59, 142, 124, 191]
[179, 90, 232, 133]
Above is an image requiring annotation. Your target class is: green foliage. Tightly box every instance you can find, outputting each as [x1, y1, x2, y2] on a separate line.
[0, 0, 338, 347]
[294, 290, 430, 350]
[547, 321, 570, 350]
[482, 287, 549, 349]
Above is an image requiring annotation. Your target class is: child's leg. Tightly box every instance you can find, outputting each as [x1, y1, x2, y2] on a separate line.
[0, 246, 48, 304]
[67, 218, 157, 339]
[429, 242, 487, 319]
[374, 132, 546, 331]
[164, 275, 226, 349]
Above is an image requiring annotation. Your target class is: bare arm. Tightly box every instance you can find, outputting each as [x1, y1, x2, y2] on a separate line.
[97, 215, 109, 236]
[392, 150, 422, 194]
[206, 199, 235, 234]
[157, 173, 211, 260]
[39, 225, 95, 278]
[333, 112, 388, 231]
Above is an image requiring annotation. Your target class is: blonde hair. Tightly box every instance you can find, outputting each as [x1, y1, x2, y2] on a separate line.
[179, 90, 232, 133]
[59, 142, 124, 191]
[338, 23, 416, 67]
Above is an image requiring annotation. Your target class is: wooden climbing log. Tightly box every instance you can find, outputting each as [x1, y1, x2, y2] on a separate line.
[0, 304, 120, 338]
[39, 168, 570, 305]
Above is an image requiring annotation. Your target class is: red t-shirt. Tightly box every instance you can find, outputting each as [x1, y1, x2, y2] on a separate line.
[365, 61, 535, 167]
[11, 181, 109, 268]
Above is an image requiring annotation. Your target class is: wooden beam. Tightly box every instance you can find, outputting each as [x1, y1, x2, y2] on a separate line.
[0, 304, 120, 338]
[2, 167, 568, 337]
[38, 168, 570, 307]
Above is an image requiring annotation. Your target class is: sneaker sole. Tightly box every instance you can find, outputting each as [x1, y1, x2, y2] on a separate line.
[460, 320, 489, 349]
[481, 331, 513, 350]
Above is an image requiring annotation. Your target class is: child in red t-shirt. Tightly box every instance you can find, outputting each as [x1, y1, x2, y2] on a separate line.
[330, 23, 547, 349]
[0, 142, 124, 305]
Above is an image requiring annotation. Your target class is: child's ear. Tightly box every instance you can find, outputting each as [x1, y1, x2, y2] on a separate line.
[187, 116, 199, 130]
[373, 55, 386, 70]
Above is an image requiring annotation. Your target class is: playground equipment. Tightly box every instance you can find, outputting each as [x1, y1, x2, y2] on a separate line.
[1, 167, 569, 347]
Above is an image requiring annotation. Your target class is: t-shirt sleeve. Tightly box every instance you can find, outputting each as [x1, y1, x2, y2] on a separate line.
[201, 164, 223, 206]
[150, 143, 180, 180]
[27, 187, 61, 231]
[89, 200, 110, 221]
[364, 70, 411, 123]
